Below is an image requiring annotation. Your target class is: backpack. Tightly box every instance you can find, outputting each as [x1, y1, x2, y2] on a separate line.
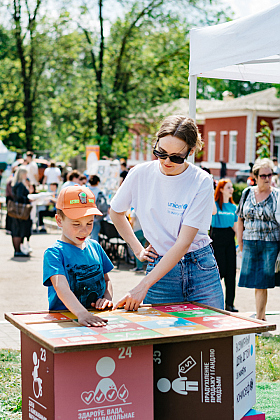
[95, 191, 109, 221]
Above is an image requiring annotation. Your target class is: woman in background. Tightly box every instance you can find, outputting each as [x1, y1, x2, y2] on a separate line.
[10, 166, 32, 257]
[211, 179, 238, 312]
[237, 158, 280, 320]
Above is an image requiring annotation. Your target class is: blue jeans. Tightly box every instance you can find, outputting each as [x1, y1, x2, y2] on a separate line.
[143, 244, 224, 310]
[135, 229, 146, 269]
[91, 221, 101, 242]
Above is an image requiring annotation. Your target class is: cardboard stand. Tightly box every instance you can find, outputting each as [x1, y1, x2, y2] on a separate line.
[5, 302, 275, 420]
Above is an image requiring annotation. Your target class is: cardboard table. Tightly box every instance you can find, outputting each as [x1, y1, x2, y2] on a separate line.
[5, 303, 275, 420]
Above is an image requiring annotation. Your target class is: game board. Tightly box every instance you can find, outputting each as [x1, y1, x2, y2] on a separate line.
[5, 304, 274, 420]
[6, 303, 275, 353]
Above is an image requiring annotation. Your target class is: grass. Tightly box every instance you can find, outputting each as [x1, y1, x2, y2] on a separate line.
[255, 335, 280, 382]
[0, 350, 21, 419]
[0, 336, 279, 419]
[253, 335, 280, 420]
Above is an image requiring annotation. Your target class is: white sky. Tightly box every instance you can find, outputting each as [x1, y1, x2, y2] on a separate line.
[222, 0, 280, 18]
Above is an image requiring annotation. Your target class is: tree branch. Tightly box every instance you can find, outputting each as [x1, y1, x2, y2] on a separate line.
[113, 0, 164, 92]
[77, 22, 98, 78]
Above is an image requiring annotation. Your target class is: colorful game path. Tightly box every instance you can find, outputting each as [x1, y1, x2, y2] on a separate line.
[6, 303, 275, 352]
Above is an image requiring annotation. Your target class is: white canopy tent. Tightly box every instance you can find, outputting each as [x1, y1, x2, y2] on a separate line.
[188, 2, 280, 121]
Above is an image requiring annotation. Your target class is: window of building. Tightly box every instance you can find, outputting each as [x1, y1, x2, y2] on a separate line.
[208, 131, 216, 162]
[219, 131, 228, 161]
[229, 131, 237, 164]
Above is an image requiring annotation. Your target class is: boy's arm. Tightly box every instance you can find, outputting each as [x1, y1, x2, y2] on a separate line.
[94, 273, 113, 310]
[50, 274, 108, 327]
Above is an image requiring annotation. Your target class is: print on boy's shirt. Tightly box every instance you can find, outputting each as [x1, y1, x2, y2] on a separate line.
[66, 263, 105, 309]
[167, 201, 188, 216]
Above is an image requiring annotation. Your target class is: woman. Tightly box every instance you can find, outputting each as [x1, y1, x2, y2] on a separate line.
[10, 167, 32, 257]
[237, 158, 280, 320]
[110, 115, 223, 311]
[211, 179, 238, 312]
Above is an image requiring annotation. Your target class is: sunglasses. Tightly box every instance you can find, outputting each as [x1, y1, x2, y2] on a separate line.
[258, 173, 272, 179]
[153, 139, 190, 164]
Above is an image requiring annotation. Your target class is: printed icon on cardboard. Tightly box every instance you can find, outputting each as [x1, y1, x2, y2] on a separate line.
[81, 356, 129, 406]
[157, 354, 199, 396]
[32, 351, 43, 398]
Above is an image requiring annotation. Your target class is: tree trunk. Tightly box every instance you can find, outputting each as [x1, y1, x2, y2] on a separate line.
[23, 84, 33, 151]
[96, 0, 104, 137]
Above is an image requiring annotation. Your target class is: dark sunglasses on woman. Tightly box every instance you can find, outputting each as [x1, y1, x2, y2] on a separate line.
[258, 173, 272, 179]
[153, 139, 191, 164]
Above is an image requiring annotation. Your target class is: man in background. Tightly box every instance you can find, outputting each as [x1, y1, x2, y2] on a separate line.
[26, 151, 39, 185]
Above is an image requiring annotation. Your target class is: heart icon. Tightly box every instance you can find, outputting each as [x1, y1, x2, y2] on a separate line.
[106, 388, 117, 401]
[81, 391, 94, 405]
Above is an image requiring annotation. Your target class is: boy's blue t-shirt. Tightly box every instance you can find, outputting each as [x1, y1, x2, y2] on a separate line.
[211, 201, 238, 228]
[43, 238, 114, 310]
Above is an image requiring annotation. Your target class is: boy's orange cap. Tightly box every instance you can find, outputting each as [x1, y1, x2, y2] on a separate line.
[56, 185, 103, 219]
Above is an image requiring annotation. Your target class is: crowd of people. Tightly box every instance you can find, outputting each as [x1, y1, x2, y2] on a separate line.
[6, 117, 280, 323]
[5, 155, 113, 257]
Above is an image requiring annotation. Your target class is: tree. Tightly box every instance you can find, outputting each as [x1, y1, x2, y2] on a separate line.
[72, 0, 231, 155]
[0, 25, 25, 150]
[11, 0, 45, 150]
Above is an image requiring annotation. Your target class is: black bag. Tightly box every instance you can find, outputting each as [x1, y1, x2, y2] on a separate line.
[95, 191, 109, 221]
[7, 200, 32, 220]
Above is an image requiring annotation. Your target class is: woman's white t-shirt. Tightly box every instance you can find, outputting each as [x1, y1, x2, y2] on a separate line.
[110, 161, 214, 255]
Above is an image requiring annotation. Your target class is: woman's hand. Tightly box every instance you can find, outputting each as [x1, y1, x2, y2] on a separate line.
[136, 244, 158, 262]
[113, 282, 149, 311]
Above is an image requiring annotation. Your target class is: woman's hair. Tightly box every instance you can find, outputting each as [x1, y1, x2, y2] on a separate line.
[252, 158, 274, 177]
[214, 178, 235, 210]
[156, 115, 203, 152]
[12, 166, 28, 186]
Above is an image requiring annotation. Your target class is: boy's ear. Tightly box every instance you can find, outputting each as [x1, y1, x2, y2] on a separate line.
[55, 213, 63, 227]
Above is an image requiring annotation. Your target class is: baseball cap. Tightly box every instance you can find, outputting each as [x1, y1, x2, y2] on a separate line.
[56, 185, 103, 219]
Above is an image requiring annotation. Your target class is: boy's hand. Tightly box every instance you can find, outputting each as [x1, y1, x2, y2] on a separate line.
[92, 298, 113, 310]
[77, 311, 108, 327]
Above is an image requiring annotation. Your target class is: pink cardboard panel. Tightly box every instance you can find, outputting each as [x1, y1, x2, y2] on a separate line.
[242, 408, 265, 419]
[54, 345, 154, 419]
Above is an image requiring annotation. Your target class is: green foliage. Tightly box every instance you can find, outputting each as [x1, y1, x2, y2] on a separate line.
[0, 350, 22, 419]
[0, 0, 272, 159]
[255, 336, 280, 382]
[197, 78, 271, 100]
[254, 383, 280, 420]
[232, 182, 247, 204]
[256, 120, 272, 159]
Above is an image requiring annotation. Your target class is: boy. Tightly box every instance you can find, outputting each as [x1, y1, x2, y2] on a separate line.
[43, 185, 114, 327]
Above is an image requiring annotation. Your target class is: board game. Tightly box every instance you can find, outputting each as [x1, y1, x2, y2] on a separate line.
[5, 304, 274, 420]
[6, 303, 275, 353]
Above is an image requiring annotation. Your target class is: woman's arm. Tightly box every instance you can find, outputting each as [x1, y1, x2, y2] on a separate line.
[236, 217, 244, 252]
[113, 224, 198, 311]
[110, 209, 158, 262]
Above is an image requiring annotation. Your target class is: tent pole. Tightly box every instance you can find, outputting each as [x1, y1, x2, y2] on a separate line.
[189, 75, 197, 122]
[188, 75, 197, 163]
